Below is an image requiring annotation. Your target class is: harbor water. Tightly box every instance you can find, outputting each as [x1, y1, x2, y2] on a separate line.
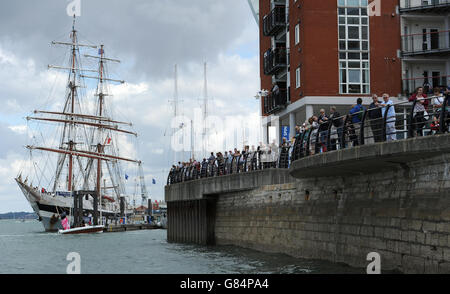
[0, 220, 364, 274]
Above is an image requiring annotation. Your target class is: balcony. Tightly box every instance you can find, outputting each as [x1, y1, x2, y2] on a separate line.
[264, 89, 288, 115]
[263, 6, 286, 37]
[263, 47, 287, 76]
[400, 0, 450, 13]
[401, 30, 450, 56]
[402, 75, 449, 96]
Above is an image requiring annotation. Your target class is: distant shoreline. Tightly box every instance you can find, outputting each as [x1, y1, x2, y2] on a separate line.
[0, 212, 37, 220]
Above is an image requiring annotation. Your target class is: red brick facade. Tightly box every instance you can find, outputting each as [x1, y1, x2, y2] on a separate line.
[259, 0, 402, 114]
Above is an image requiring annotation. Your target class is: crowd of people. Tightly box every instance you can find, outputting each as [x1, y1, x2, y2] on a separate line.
[168, 143, 290, 184]
[291, 86, 450, 154]
[168, 86, 449, 184]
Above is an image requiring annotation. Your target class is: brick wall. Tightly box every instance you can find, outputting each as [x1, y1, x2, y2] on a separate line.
[215, 154, 450, 273]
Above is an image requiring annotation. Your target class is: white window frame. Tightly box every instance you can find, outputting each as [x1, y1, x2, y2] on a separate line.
[337, 0, 371, 95]
[296, 67, 301, 88]
[295, 24, 300, 45]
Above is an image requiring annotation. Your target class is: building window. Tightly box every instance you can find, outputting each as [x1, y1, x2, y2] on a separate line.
[295, 24, 300, 45]
[296, 67, 301, 88]
[337, 0, 370, 94]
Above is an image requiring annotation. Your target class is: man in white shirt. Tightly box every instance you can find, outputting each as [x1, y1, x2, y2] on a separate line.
[380, 94, 396, 141]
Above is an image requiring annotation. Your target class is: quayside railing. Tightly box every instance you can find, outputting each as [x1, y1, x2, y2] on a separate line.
[167, 95, 449, 185]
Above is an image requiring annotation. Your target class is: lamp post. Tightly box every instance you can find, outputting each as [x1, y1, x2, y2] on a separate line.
[255, 90, 269, 144]
[254, 89, 269, 117]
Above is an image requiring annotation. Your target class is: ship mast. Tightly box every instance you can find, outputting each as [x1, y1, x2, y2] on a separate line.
[96, 45, 105, 207]
[43, 15, 98, 192]
[27, 16, 140, 198]
[83, 44, 125, 203]
[67, 16, 76, 192]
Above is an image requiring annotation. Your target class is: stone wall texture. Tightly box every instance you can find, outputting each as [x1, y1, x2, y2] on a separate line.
[214, 154, 450, 274]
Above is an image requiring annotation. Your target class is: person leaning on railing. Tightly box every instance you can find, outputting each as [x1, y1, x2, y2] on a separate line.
[432, 87, 446, 121]
[380, 94, 397, 142]
[309, 116, 319, 155]
[409, 86, 430, 137]
[318, 109, 330, 153]
[444, 87, 450, 132]
[409, 86, 429, 108]
[368, 95, 384, 143]
[349, 98, 365, 146]
[412, 95, 427, 137]
[329, 106, 344, 150]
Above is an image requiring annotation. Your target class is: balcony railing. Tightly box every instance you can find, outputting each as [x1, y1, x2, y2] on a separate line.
[263, 6, 286, 37]
[401, 30, 450, 56]
[400, 0, 450, 13]
[264, 89, 288, 115]
[263, 47, 287, 76]
[402, 75, 449, 96]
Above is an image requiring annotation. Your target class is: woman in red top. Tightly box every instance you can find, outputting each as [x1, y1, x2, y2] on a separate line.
[409, 87, 429, 109]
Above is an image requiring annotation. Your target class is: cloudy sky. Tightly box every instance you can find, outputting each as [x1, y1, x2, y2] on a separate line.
[0, 0, 260, 213]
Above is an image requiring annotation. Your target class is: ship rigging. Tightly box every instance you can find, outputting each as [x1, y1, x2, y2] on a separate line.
[15, 16, 148, 231]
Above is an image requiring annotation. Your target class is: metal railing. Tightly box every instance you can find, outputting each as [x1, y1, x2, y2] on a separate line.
[263, 6, 286, 37]
[264, 89, 288, 115]
[263, 47, 288, 75]
[290, 95, 449, 162]
[400, 0, 450, 11]
[167, 95, 450, 186]
[401, 30, 450, 55]
[167, 146, 294, 185]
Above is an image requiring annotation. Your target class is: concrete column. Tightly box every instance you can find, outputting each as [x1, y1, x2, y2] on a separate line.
[403, 108, 408, 139]
[120, 197, 125, 217]
[446, 59, 450, 85]
[93, 192, 98, 226]
[289, 112, 296, 141]
[262, 116, 268, 145]
[445, 15, 450, 49]
[182, 201, 186, 243]
[189, 201, 193, 243]
[167, 202, 171, 241]
[306, 105, 314, 120]
[268, 117, 281, 145]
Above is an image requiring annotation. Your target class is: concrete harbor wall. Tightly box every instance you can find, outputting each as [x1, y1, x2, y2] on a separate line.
[165, 134, 450, 273]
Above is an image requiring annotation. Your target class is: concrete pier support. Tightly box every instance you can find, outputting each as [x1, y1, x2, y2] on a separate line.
[120, 197, 125, 217]
[167, 198, 216, 245]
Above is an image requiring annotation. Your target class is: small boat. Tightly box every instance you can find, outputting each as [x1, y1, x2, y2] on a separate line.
[58, 225, 104, 235]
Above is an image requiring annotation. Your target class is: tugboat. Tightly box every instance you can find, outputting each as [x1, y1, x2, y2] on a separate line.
[15, 16, 149, 232]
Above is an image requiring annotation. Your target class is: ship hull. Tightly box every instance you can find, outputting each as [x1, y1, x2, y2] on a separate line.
[15, 179, 120, 232]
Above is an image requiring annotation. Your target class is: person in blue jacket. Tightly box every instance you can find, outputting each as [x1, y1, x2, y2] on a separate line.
[348, 98, 365, 146]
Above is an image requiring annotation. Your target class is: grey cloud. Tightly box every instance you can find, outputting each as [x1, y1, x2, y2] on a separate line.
[0, 123, 27, 157]
[0, 0, 250, 82]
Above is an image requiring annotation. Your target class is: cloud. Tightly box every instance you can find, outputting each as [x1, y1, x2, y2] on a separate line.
[0, 0, 253, 81]
[0, 0, 260, 213]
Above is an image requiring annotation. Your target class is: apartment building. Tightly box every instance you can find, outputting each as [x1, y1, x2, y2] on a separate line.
[258, 0, 405, 143]
[399, 0, 450, 96]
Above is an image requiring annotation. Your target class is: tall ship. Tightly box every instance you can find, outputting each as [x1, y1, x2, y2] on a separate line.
[15, 17, 148, 232]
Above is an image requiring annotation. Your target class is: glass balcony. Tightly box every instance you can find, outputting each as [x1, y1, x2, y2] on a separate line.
[263, 6, 286, 37]
[264, 89, 288, 115]
[401, 30, 450, 56]
[400, 0, 450, 13]
[402, 75, 449, 96]
[263, 47, 288, 76]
